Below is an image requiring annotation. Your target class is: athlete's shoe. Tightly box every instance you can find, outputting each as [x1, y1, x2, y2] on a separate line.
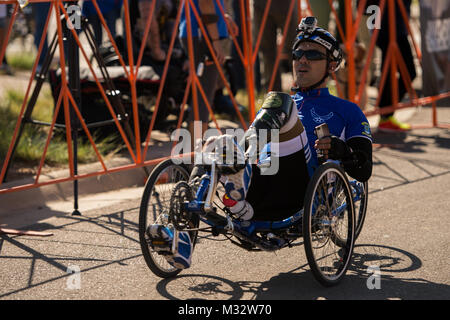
[378, 116, 411, 132]
[146, 224, 192, 269]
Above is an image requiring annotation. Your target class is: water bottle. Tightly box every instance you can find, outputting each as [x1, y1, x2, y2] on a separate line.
[314, 123, 330, 165]
[229, 200, 254, 221]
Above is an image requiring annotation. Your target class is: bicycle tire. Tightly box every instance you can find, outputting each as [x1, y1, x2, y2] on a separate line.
[354, 181, 368, 240]
[139, 159, 196, 278]
[302, 162, 355, 287]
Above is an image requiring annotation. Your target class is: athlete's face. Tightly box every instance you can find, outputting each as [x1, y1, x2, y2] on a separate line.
[292, 41, 330, 89]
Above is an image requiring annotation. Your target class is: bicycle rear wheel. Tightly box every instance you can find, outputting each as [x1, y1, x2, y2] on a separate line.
[353, 180, 368, 240]
[139, 159, 197, 278]
[303, 162, 355, 287]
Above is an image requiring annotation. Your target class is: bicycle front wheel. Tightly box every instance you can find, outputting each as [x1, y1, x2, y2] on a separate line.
[302, 162, 355, 287]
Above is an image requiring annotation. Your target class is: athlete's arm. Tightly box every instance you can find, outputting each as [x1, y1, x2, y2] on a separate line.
[199, 0, 225, 65]
[343, 137, 372, 182]
[315, 136, 372, 182]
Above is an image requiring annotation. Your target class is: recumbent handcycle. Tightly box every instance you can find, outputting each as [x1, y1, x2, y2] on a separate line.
[138, 111, 368, 288]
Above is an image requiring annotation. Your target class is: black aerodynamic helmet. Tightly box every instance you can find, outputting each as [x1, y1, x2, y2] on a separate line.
[292, 16, 343, 70]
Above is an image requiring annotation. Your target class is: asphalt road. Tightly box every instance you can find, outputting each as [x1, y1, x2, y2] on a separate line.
[0, 107, 449, 300]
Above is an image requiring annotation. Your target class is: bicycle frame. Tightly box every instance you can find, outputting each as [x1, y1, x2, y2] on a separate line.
[139, 158, 365, 286]
[349, 180, 364, 203]
[181, 160, 365, 252]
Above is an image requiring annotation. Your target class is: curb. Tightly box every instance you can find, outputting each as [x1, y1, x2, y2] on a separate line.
[0, 157, 149, 218]
[0, 136, 175, 218]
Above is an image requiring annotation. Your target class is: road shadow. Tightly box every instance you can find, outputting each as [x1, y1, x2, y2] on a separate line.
[156, 244, 449, 300]
[372, 127, 450, 154]
[370, 127, 450, 194]
[0, 206, 68, 234]
[0, 206, 141, 299]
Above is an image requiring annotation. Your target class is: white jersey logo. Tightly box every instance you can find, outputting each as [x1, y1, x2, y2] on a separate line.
[311, 107, 334, 123]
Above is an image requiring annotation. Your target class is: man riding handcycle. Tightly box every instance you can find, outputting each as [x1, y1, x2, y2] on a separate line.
[139, 17, 373, 287]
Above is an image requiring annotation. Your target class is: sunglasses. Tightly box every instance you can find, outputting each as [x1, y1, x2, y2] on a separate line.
[292, 49, 328, 61]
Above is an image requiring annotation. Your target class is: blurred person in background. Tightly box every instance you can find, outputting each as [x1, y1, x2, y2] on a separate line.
[371, 0, 416, 132]
[179, 0, 238, 144]
[82, 0, 123, 47]
[252, 0, 298, 92]
[0, 3, 12, 75]
[32, 1, 51, 73]
[136, 0, 175, 62]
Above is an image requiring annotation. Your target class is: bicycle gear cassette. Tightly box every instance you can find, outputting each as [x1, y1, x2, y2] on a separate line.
[169, 181, 195, 230]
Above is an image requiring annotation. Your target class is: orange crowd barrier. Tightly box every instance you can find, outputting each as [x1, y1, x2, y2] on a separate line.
[0, 0, 449, 199]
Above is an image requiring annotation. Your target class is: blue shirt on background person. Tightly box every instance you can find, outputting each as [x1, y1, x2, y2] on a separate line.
[179, 0, 228, 39]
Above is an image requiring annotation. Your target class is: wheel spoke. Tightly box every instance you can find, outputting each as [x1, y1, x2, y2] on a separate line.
[303, 163, 355, 286]
[139, 160, 197, 278]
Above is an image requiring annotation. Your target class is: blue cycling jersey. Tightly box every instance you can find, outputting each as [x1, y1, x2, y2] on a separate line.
[292, 88, 373, 171]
